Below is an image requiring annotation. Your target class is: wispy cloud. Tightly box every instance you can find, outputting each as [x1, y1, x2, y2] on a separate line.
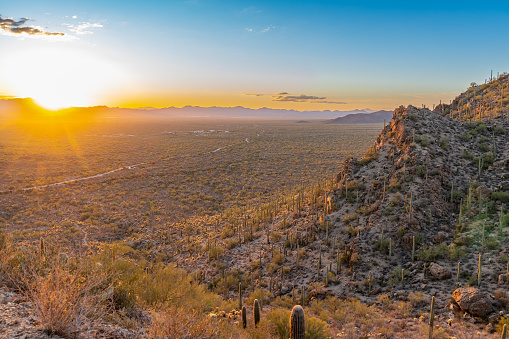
[245, 25, 276, 33]
[243, 92, 347, 104]
[64, 21, 103, 35]
[0, 15, 65, 36]
[242, 6, 262, 14]
[272, 94, 347, 104]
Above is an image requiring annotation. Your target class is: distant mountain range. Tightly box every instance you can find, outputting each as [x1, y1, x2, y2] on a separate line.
[325, 110, 393, 124]
[0, 98, 393, 121]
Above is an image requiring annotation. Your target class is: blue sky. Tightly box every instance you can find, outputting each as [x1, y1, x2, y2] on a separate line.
[0, 0, 508, 110]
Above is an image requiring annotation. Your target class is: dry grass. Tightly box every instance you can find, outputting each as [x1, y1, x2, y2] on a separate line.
[25, 264, 109, 337]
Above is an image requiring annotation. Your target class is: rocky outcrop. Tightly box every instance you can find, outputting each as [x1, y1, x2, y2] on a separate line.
[429, 263, 452, 280]
[452, 287, 493, 318]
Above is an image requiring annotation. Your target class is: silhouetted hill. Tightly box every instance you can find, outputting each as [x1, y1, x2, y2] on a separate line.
[0, 98, 389, 120]
[325, 110, 393, 124]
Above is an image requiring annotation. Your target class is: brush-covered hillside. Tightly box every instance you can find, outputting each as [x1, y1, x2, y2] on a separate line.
[2, 77, 509, 339]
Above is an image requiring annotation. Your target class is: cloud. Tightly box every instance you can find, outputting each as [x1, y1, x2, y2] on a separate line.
[260, 25, 275, 33]
[65, 22, 103, 35]
[243, 93, 265, 97]
[0, 15, 65, 36]
[272, 94, 347, 104]
[245, 25, 276, 33]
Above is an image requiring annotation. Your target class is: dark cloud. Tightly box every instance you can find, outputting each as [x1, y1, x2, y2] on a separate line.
[243, 93, 264, 97]
[273, 94, 325, 102]
[0, 15, 65, 36]
[272, 94, 346, 104]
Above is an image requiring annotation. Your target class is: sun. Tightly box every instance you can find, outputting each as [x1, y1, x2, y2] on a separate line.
[0, 46, 124, 110]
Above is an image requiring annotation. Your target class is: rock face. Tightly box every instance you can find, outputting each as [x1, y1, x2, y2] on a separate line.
[452, 287, 493, 318]
[429, 263, 452, 280]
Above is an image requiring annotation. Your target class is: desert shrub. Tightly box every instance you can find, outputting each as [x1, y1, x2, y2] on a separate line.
[225, 238, 239, 249]
[265, 308, 290, 339]
[148, 307, 225, 338]
[419, 135, 429, 147]
[478, 142, 490, 152]
[497, 317, 509, 334]
[395, 301, 413, 317]
[482, 152, 495, 167]
[462, 150, 474, 159]
[359, 146, 378, 166]
[408, 291, 426, 307]
[493, 290, 509, 310]
[460, 133, 472, 141]
[492, 191, 509, 203]
[332, 298, 382, 335]
[342, 212, 357, 224]
[305, 316, 330, 339]
[247, 288, 273, 307]
[449, 245, 467, 260]
[494, 126, 506, 135]
[439, 137, 449, 149]
[416, 243, 449, 261]
[343, 225, 358, 238]
[386, 266, 407, 287]
[26, 264, 109, 337]
[374, 237, 391, 254]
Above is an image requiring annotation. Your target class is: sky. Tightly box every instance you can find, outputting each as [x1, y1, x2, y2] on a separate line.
[0, 0, 508, 111]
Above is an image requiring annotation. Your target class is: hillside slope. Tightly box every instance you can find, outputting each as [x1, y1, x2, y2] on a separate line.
[326, 110, 393, 124]
[166, 104, 509, 336]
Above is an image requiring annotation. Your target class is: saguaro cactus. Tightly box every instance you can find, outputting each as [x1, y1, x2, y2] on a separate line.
[478, 253, 482, 286]
[239, 283, 243, 310]
[242, 306, 247, 329]
[254, 299, 260, 327]
[429, 296, 435, 339]
[502, 324, 507, 339]
[290, 305, 306, 339]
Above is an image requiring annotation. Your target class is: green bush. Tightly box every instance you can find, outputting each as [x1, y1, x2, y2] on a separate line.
[462, 150, 474, 159]
[416, 243, 449, 261]
[439, 137, 449, 149]
[494, 126, 506, 135]
[460, 133, 472, 141]
[478, 142, 490, 152]
[492, 191, 509, 203]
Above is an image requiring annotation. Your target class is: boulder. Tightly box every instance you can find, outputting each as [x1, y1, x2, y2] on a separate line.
[429, 263, 452, 280]
[433, 231, 448, 244]
[475, 186, 492, 199]
[452, 287, 493, 318]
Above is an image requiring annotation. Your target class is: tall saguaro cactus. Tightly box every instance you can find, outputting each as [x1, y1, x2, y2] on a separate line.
[239, 283, 243, 310]
[242, 306, 247, 329]
[429, 296, 435, 339]
[254, 299, 260, 327]
[290, 305, 306, 339]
